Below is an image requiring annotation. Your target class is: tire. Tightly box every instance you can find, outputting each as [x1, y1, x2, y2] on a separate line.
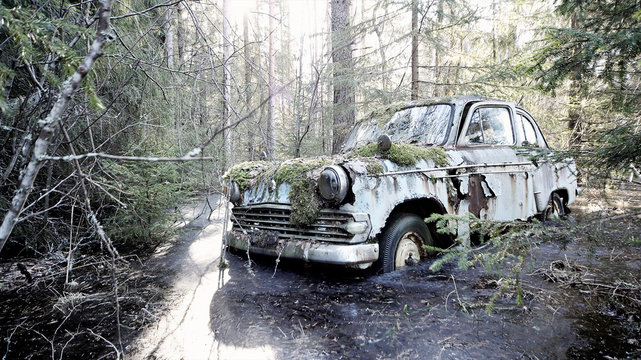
[375, 213, 433, 273]
[542, 193, 566, 221]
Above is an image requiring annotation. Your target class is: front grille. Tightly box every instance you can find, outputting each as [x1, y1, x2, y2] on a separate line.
[231, 203, 361, 243]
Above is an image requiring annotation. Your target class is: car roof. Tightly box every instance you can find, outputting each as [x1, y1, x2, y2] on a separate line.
[356, 96, 516, 127]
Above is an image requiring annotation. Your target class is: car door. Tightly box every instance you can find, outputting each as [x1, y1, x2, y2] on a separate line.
[515, 109, 576, 213]
[451, 101, 537, 221]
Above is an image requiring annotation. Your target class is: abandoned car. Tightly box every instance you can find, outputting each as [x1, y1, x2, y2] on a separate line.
[223, 96, 577, 272]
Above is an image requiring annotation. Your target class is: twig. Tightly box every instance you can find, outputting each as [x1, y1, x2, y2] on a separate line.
[451, 275, 466, 313]
[2, 320, 26, 360]
[65, 202, 75, 284]
[110, 0, 182, 20]
[59, 126, 123, 353]
[41, 153, 219, 162]
[272, 244, 284, 278]
[87, 329, 121, 360]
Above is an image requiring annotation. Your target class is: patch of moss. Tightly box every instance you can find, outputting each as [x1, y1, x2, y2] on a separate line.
[352, 143, 378, 157]
[351, 143, 449, 168]
[288, 180, 320, 226]
[367, 102, 413, 127]
[360, 99, 447, 128]
[365, 161, 384, 175]
[273, 158, 329, 184]
[222, 161, 275, 191]
[273, 158, 331, 226]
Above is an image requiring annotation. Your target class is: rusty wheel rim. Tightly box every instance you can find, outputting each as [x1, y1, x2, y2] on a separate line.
[395, 232, 421, 269]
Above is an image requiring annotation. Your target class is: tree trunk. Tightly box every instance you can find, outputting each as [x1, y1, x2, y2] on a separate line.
[164, 6, 174, 69]
[331, 0, 355, 154]
[411, 0, 419, 100]
[222, 0, 232, 166]
[176, 3, 184, 64]
[567, 14, 584, 147]
[491, 0, 497, 63]
[294, 36, 304, 158]
[267, 0, 276, 159]
[244, 12, 254, 161]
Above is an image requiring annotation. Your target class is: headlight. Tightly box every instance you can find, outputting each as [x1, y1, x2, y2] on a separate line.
[318, 165, 349, 203]
[225, 181, 241, 204]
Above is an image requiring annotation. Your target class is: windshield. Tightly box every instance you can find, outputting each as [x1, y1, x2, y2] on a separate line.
[343, 104, 453, 152]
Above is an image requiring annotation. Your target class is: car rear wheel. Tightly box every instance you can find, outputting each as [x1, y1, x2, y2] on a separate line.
[542, 193, 566, 221]
[375, 213, 433, 273]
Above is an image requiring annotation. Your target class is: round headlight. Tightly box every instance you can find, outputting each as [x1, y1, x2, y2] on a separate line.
[318, 165, 349, 203]
[226, 181, 241, 204]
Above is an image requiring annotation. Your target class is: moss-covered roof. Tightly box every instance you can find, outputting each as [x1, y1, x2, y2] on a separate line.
[360, 100, 441, 128]
[357, 95, 491, 128]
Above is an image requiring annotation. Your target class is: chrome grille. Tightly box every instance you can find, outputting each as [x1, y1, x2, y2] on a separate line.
[231, 203, 358, 243]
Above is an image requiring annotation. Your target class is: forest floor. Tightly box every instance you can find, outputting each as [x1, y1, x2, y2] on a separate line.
[2, 187, 641, 359]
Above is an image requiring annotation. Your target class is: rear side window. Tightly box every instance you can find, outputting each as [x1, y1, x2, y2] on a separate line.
[464, 107, 514, 145]
[518, 114, 538, 146]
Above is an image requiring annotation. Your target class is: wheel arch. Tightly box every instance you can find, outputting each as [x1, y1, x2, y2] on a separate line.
[550, 188, 571, 214]
[386, 197, 451, 247]
[553, 188, 569, 205]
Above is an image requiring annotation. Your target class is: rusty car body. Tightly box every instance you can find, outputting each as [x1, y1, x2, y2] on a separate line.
[223, 96, 577, 272]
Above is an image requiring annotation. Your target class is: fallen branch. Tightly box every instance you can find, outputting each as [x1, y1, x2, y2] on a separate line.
[40, 153, 218, 162]
[39, 94, 273, 164]
[603, 211, 641, 221]
[42, 153, 218, 162]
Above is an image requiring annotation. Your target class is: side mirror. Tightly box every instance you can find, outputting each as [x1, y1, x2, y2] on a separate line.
[377, 134, 392, 152]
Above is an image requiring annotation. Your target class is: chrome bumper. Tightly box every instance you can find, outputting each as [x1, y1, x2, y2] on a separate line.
[225, 230, 379, 267]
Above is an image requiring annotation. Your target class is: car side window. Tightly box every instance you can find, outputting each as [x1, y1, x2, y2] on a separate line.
[464, 107, 513, 145]
[518, 114, 538, 146]
[465, 109, 483, 144]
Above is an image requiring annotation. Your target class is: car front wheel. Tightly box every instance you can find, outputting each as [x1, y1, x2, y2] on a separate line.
[376, 213, 433, 273]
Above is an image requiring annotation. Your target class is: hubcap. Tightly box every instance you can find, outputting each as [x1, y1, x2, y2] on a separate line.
[395, 232, 421, 269]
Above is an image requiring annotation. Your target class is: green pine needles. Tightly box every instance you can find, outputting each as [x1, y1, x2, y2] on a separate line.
[424, 213, 567, 313]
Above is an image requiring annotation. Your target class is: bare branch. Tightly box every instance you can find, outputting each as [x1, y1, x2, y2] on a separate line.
[110, 0, 182, 20]
[41, 153, 219, 162]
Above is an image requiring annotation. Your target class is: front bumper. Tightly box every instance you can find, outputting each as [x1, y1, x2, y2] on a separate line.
[225, 230, 379, 267]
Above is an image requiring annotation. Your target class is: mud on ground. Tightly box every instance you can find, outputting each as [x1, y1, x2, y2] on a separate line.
[0, 196, 218, 360]
[1, 189, 640, 359]
[211, 187, 641, 359]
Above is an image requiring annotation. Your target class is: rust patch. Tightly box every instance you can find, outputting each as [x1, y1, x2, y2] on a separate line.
[468, 174, 489, 217]
[447, 169, 464, 211]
